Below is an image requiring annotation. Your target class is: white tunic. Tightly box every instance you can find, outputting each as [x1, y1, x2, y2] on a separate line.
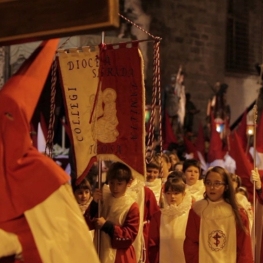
[186, 179, 205, 201]
[145, 178, 162, 205]
[127, 178, 146, 262]
[97, 186, 135, 263]
[193, 199, 237, 263]
[159, 191, 192, 263]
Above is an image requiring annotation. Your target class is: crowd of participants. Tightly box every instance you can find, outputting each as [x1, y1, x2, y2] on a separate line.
[71, 152, 263, 263]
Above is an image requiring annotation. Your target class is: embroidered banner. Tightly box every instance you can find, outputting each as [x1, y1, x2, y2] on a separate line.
[58, 47, 99, 181]
[93, 43, 145, 180]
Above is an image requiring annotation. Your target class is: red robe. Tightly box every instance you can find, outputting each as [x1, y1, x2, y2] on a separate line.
[143, 186, 160, 250]
[127, 181, 160, 263]
[85, 201, 140, 263]
[256, 189, 263, 263]
[147, 210, 161, 263]
[184, 207, 253, 263]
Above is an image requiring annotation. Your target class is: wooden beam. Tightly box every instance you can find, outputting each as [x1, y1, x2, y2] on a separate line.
[0, 0, 119, 45]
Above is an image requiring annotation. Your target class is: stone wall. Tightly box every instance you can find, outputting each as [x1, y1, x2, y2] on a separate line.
[0, 47, 6, 88]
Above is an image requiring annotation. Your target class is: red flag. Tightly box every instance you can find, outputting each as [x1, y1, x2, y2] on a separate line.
[184, 136, 199, 160]
[236, 110, 247, 151]
[255, 111, 263, 172]
[229, 131, 253, 201]
[207, 115, 225, 163]
[195, 121, 205, 157]
[163, 110, 177, 150]
[257, 112, 263, 152]
[95, 43, 146, 179]
[223, 118, 231, 152]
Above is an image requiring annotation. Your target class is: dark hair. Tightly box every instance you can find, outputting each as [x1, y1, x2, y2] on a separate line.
[173, 161, 184, 170]
[72, 177, 91, 193]
[204, 166, 247, 232]
[167, 170, 186, 183]
[164, 177, 186, 193]
[183, 159, 201, 174]
[106, 162, 132, 183]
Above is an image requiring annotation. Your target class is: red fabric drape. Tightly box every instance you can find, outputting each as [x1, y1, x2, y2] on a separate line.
[207, 115, 225, 163]
[229, 131, 253, 202]
[163, 111, 177, 150]
[236, 110, 247, 151]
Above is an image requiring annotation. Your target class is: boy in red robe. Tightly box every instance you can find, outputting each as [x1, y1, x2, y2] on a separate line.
[127, 173, 159, 262]
[85, 162, 140, 263]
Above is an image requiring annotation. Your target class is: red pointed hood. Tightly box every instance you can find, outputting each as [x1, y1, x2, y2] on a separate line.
[184, 136, 199, 160]
[0, 39, 69, 222]
[207, 114, 225, 163]
[163, 110, 177, 150]
[236, 110, 247, 151]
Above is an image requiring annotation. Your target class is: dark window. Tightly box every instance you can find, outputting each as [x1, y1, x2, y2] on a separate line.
[226, 0, 263, 74]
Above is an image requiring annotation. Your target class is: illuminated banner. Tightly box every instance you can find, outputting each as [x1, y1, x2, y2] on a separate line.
[58, 47, 99, 181]
[93, 43, 146, 179]
[58, 43, 146, 182]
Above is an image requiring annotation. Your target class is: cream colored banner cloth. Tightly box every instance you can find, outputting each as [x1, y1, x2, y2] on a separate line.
[58, 47, 99, 181]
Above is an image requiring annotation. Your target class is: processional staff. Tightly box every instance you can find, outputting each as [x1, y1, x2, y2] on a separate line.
[95, 31, 105, 255]
[252, 104, 258, 261]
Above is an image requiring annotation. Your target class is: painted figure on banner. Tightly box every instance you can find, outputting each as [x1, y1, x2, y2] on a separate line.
[93, 43, 145, 179]
[96, 88, 119, 143]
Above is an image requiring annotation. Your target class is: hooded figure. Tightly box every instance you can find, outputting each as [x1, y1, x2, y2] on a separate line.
[0, 40, 99, 263]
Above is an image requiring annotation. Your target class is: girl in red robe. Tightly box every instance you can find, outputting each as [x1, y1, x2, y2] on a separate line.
[184, 166, 253, 263]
